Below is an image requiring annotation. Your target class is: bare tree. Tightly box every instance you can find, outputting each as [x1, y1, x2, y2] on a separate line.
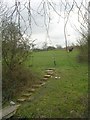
[2, 20, 31, 71]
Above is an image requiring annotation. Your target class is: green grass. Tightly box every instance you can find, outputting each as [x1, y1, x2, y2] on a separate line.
[15, 49, 88, 118]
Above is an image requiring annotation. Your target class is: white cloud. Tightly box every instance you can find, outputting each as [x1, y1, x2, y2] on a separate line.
[31, 8, 81, 47]
[2, 0, 89, 48]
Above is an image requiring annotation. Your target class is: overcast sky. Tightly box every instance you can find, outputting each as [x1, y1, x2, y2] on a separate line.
[2, 0, 89, 48]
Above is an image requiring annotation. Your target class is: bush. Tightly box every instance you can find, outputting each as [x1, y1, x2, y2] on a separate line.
[77, 34, 88, 63]
[1, 20, 38, 105]
[2, 64, 40, 104]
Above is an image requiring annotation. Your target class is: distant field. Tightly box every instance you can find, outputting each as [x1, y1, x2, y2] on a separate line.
[16, 49, 88, 118]
[26, 49, 82, 75]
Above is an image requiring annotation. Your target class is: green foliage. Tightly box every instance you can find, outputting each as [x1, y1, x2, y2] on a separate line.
[77, 34, 88, 62]
[2, 20, 31, 70]
[2, 20, 34, 104]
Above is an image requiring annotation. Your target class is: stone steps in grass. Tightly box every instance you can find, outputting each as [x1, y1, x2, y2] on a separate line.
[17, 68, 55, 104]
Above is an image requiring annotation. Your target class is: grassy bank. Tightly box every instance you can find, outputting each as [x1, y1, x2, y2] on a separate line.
[15, 49, 88, 118]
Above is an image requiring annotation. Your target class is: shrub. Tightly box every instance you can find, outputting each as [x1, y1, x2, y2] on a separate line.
[77, 34, 88, 63]
[2, 63, 39, 104]
[1, 20, 37, 104]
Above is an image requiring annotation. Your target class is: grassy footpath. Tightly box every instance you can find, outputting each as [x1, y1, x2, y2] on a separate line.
[15, 49, 88, 118]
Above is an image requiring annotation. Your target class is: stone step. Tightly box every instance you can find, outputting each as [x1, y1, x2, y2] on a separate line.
[46, 69, 54, 73]
[27, 88, 36, 92]
[44, 74, 51, 78]
[47, 68, 55, 71]
[41, 82, 46, 86]
[17, 98, 26, 102]
[1, 104, 21, 119]
[47, 72, 54, 75]
[42, 78, 48, 81]
[47, 70, 54, 73]
[22, 93, 32, 97]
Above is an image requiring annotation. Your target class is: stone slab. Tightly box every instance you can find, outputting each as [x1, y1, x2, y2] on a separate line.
[1, 104, 20, 119]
